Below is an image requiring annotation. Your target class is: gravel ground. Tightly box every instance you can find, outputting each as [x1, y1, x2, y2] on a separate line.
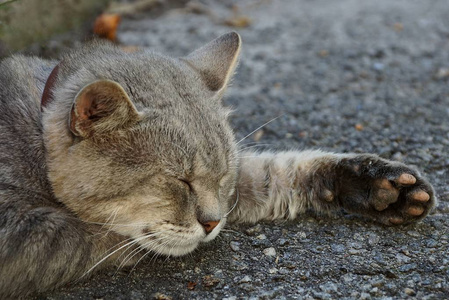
[41, 0, 449, 299]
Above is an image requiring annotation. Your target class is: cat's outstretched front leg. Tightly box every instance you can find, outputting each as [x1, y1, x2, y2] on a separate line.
[229, 150, 436, 225]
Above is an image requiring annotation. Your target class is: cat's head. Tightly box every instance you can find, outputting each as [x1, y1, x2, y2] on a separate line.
[43, 32, 241, 256]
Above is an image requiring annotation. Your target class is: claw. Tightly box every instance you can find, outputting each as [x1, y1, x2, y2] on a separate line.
[397, 173, 416, 185]
[411, 190, 430, 202]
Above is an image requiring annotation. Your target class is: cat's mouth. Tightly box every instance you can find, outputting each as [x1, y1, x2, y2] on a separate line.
[138, 220, 225, 257]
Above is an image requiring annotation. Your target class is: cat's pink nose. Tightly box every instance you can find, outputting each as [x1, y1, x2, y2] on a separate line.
[200, 220, 220, 234]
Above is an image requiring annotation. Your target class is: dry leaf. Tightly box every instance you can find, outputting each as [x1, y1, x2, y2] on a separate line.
[202, 275, 220, 287]
[187, 281, 197, 290]
[94, 13, 121, 41]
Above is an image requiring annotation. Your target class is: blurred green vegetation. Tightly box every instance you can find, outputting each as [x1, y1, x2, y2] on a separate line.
[0, 0, 110, 54]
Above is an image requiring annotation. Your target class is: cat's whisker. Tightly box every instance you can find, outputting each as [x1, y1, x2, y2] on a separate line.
[220, 228, 240, 234]
[101, 208, 119, 230]
[149, 237, 172, 262]
[236, 115, 283, 145]
[65, 210, 168, 230]
[148, 249, 161, 266]
[162, 237, 180, 261]
[101, 208, 120, 237]
[81, 233, 165, 279]
[115, 233, 170, 272]
[108, 231, 160, 262]
[123, 238, 163, 269]
[83, 220, 163, 228]
[79, 241, 137, 281]
[237, 143, 274, 154]
[116, 232, 170, 269]
[237, 141, 268, 147]
[156, 238, 173, 259]
[114, 240, 143, 269]
[118, 243, 149, 273]
[133, 238, 172, 272]
[165, 243, 179, 263]
[115, 243, 145, 270]
[223, 190, 239, 218]
[117, 240, 149, 268]
[166, 235, 185, 260]
[100, 235, 139, 258]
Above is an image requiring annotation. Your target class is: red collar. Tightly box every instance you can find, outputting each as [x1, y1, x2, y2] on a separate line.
[41, 62, 61, 111]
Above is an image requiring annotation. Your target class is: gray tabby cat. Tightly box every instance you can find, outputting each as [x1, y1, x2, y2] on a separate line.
[0, 32, 436, 298]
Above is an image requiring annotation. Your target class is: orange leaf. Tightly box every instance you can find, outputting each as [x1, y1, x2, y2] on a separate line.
[355, 124, 364, 131]
[187, 281, 197, 290]
[94, 14, 121, 41]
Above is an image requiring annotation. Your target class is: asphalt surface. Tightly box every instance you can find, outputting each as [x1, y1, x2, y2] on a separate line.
[39, 0, 449, 299]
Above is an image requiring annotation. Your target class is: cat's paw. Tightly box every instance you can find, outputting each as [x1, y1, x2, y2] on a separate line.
[335, 155, 436, 225]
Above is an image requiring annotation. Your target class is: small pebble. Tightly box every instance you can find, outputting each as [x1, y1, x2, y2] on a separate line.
[239, 275, 252, 284]
[230, 241, 240, 252]
[278, 238, 288, 246]
[256, 234, 267, 240]
[404, 288, 416, 296]
[263, 247, 277, 256]
[297, 231, 307, 238]
[407, 231, 420, 237]
[399, 263, 417, 272]
[368, 233, 380, 245]
[348, 249, 360, 255]
[360, 292, 371, 300]
[436, 68, 449, 79]
[245, 225, 262, 236]
[372, 62, 384, 71]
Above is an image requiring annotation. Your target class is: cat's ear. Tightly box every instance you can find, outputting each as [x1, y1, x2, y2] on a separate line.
[183, 31, 241, 93]
[69, 80, 140, 137]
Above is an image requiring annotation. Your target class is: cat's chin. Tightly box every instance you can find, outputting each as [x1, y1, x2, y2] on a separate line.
[151, 242, 199, 257]
[143, 223, 224, 257]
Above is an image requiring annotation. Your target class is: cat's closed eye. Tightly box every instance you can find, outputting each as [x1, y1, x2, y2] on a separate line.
[178, 178, 193, 192]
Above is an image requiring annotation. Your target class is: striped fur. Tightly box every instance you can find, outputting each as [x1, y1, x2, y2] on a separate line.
[0, 33, 436, 298]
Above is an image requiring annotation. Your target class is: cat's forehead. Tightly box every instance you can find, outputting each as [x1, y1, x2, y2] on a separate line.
[139, 108, 233, 168]
[111, 55, 213, 108]
[64, 42, 237, 176]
